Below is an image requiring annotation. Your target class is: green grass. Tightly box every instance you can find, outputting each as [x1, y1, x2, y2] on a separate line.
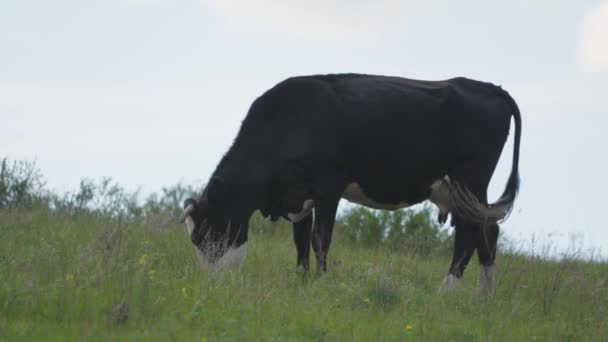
[1, 208, 607, 341]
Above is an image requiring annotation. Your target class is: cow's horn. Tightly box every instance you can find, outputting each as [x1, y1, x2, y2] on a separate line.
[179, 203, 195, 223]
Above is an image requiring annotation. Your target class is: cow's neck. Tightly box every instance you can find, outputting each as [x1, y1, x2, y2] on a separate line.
[212, 153, 269, 220]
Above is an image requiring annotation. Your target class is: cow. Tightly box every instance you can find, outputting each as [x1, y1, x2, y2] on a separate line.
[179, 73, 521, 294]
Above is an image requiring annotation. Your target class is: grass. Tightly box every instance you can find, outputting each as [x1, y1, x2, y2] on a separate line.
[1, 207, 607, 341]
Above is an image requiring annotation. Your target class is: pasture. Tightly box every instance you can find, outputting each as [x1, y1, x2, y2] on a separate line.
[1, 206, 607, 341]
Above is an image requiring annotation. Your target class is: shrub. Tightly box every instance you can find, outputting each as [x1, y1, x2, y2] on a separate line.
[337, 206, 385, 247]
[0, 158, 46, 208]
[0, 156, 201, 223]
[336, 204, 451, 255]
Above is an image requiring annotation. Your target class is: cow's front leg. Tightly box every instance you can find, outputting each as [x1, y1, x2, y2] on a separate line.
[311, 186, 342, 275]
[292, 212, 313, 272]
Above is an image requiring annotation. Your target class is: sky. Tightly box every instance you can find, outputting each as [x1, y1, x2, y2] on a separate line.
[1, 0, 607, 258]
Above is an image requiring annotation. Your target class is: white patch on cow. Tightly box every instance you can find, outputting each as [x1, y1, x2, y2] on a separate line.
[184, 216, 195, 235]
[194, 248, 207, 266]
[438, 274, 461, 294]
[342, 182, 409, 210]
[182, 218, 247, 272]
[195, 243, 248, 273]
[287, 199, 314, 222]
[215, 243, 247, 271]
[478, 265, 495, 295]
[429, 175, 451, 216]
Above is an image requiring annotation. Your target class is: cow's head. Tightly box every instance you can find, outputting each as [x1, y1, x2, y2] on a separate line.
[179, 177, 248, 269]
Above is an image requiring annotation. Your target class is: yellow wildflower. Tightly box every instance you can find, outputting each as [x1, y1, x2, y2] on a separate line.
[363, 297, 370, 303]
[181, 287, 189, 298]
[404, 324, 413, 332]
[65, 273, 74, 281]
[139, 254, 148, 265]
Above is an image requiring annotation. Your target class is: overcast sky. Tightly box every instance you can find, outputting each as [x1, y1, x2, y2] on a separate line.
[2, 0, 607, 258]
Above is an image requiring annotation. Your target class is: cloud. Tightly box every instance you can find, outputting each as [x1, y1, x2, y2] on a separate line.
[204, 0, 426, 42]
[578, 1, 608, 72]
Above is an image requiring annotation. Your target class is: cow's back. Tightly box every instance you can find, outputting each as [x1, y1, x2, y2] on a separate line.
[227, 74, 511, 201]
[300, 75, 508, 183]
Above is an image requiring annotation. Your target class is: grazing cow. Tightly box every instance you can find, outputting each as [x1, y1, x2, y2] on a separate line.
[179, 73, 521, 294]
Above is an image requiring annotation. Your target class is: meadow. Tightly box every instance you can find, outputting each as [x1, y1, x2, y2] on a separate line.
[1, 206, 607, 341]
[1, 159, 607, 341]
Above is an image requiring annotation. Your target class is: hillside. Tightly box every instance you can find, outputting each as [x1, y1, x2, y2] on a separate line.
[1, 206, 607, 341]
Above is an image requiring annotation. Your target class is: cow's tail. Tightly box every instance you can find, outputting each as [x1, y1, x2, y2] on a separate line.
[449, 89, 521, 224]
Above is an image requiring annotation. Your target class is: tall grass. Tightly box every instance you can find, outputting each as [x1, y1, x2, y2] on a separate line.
[1, 206, 607, 341]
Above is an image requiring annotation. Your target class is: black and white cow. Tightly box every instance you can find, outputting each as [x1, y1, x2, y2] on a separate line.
[180, 73, 521, 294]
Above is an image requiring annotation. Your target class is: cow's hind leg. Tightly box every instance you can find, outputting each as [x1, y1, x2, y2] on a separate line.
[440, 217, 499, 295]
[440, 152, 502, 294]
[292, 212, 313, 272]
[440, 215, 477, 293]
[477, 222, 499, 296]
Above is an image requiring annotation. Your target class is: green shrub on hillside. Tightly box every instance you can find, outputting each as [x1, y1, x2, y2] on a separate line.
[0, 156, 201, 222]
[336, 205, 451, 255]
[0, 158, 45, 208]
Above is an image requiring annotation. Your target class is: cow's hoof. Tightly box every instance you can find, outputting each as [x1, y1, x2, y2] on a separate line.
[314, 269, 327, 278]
[438, 274, 461, 294]
[478, 265, 495, 297]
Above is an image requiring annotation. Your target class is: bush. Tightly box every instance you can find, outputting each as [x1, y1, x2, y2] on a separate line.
[337, 206, 385, 247]
[336, 204, 451, 255]
[0, 156, 202, 223]
[0, 158, 46, 208]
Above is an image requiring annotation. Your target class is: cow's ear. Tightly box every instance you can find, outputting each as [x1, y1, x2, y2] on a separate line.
[206, 176, 225, 204]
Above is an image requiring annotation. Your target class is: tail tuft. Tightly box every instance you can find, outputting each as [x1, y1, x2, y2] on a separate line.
[448, 180, 514, 224]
